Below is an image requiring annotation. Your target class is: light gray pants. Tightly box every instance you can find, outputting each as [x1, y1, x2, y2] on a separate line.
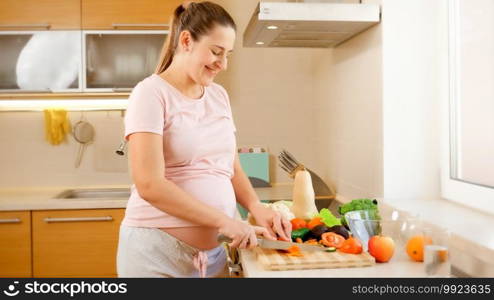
[116, 225, 229, 278]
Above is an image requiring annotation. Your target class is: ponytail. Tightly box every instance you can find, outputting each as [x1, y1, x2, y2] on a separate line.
[154, 4, 186, 74]
[154, 1, 236, 74]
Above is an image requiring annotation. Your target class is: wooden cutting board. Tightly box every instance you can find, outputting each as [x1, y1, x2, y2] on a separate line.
[255, 247, 375, 271]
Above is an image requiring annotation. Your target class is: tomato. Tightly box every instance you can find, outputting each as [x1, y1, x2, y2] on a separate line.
[290, 218, 308, 230]
[307, 217, 324, 230]
[339, 237, 363, 254]
[320, 232, 345, 248]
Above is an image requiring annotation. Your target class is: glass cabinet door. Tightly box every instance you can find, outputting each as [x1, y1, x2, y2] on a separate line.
[0, 31, 82, 92]
[84, 31, 167, 91]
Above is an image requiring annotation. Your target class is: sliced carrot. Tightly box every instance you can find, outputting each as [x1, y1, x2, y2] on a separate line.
[304, 239, 319, 245]
[279, 245, 303, 257]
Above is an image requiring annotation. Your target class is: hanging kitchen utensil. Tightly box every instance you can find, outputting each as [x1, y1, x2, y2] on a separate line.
[73, 120, 95, 168]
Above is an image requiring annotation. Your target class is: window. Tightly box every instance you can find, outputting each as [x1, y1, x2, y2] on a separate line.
[442, 0, 494, 214]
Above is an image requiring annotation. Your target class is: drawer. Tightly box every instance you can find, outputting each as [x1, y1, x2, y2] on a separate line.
[32, 208, 124, 277]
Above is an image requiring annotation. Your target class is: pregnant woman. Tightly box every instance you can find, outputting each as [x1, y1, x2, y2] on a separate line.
[116, 1, 292, 278]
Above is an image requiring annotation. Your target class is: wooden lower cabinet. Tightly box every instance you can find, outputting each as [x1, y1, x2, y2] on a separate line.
[32, 208, 124, 277]
[0, 211, 32, 277]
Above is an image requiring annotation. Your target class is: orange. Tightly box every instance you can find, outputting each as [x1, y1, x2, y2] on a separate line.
[406, 235, 433, 262]
[438, 249, 449, 262]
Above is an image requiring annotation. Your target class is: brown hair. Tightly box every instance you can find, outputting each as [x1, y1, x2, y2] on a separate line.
[154, 1, 236, 74]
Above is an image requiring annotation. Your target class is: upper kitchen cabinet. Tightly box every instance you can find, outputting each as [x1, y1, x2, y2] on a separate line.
[0, 31, 82, 93]
[84, 31, 165, 91]
[82, 0, 182, 30]
[0, 0, 81, 30]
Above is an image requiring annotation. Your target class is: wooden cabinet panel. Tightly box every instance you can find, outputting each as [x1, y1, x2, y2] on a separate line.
[0, 0, 81, 30]
[32, 209, 124, 277]
[82, 0, 181, 29]
[0, 211, 32, 277]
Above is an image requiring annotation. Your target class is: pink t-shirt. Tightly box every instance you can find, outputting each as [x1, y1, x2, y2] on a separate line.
[122, 73, 237, 228]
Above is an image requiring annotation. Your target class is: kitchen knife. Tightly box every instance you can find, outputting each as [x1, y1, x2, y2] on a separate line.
[217, 234, 328, 252]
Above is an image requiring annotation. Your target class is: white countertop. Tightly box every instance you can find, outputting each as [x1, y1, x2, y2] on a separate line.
[0, 185, 130, 211]
[238, 195, 494, 278]
[0, 183, 295, 211]
[239, 248, 428, 278]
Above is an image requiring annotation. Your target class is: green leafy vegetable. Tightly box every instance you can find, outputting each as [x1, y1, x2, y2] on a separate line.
[338, 198, 380, 226]
[317, 208, 342, 227]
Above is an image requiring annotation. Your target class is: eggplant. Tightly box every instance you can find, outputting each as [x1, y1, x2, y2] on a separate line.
[309, 225, 331, 240]
[329, 225, 350, 239]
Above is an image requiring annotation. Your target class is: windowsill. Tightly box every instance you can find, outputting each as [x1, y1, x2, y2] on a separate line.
[337, 194, 494, 277]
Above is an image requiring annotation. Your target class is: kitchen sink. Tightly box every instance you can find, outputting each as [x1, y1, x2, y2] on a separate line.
[54, 188, 131, 199]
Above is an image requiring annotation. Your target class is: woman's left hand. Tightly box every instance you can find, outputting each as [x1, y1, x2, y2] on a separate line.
[249, 203, 292, 241]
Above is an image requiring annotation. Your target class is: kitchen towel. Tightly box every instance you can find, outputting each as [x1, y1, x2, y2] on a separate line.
[44, 108, 71, 145]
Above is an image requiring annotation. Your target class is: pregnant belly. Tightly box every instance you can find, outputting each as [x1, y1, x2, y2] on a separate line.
[160, 226, 221, 250]
[162, 176, 237, 250]
[171, 175, 237, 219]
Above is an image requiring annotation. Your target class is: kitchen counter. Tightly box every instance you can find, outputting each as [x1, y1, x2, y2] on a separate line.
[239, 248, 428, 278]
[0, 185, 130, 211]
[238, 195, 494, 278]
[3, 184, 493, 277]
[0, 183, 295, 211]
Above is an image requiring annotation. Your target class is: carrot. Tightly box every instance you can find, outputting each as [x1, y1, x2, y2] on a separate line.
[304, 239, 319, 245]
[279, 245, 303, 257]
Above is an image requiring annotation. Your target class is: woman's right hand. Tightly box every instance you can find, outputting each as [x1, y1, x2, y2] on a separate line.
[218, 218, 276, 249]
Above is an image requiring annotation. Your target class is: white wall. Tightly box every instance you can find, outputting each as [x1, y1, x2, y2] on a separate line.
[0, 0, 324, 188]
[0, 0, 449, 198]
[312, 0, 383, 200]
[313, 0, 447, 201]
[381, 0, 446, 199]
[215, 0, 325, 183]
[0, 110, 131, 188]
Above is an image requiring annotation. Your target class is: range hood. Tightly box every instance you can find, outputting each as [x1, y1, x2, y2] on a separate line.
[243, 1, 381, 48]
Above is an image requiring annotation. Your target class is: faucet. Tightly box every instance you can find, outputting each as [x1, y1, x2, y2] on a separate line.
[115, 140, 127, 156]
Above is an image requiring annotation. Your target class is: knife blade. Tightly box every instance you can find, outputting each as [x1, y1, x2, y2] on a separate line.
[217, 234, 328, 252]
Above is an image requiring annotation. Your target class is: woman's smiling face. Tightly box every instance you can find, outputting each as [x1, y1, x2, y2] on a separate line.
[184, 24, 236, 86]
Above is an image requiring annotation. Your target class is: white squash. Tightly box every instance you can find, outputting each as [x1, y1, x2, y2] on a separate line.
[290, 169, 318, 220]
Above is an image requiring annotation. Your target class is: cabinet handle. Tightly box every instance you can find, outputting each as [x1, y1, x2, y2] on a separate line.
[1, 89, 51, 93]
[112, 23, 169, 29]
[44, 216, 113, 223]
[0, 218, 21, 224]
[112, 88, 133, 92]
[0, 23, 51, 29]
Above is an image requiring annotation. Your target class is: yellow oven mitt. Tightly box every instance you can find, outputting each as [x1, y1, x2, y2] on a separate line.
[44, 109, 71, 145]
